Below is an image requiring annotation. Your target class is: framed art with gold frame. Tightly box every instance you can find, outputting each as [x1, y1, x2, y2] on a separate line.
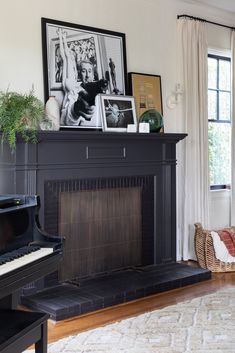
[128, 72, 163, 120]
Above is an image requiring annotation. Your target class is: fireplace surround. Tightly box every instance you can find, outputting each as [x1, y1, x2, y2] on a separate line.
[0, 131, 211, 320]
[0, 131, 186, 266]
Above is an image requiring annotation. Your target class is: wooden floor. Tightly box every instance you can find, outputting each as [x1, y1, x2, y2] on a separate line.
[47, 265, 235, 343]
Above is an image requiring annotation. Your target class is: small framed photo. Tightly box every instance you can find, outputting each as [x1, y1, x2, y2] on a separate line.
[99, 95, 137, 132]
[41, 17, 127, 129]
[128, 72, 163, 120]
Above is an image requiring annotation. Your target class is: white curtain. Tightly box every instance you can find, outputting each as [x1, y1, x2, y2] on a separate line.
[177, 18, 210, 260]
[231, 31, 235, 226]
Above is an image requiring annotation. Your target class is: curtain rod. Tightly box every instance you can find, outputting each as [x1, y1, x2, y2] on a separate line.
[177, 14, 235, 31]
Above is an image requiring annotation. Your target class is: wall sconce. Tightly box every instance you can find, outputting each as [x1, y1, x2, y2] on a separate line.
[166, 83, 184, 109]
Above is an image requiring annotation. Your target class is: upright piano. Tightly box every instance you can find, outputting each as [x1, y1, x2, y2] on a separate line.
[0, 194, 63, 309]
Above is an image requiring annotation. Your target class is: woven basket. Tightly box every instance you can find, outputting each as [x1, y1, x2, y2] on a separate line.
[194, 223, 235, 272]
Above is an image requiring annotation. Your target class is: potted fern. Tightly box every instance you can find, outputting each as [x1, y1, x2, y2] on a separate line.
[0, 89, 49, 150]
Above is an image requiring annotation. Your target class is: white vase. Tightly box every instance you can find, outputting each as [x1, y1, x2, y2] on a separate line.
[44, 96, 60, 131]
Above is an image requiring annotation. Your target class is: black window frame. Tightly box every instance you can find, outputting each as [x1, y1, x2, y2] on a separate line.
[208, 53, 231, 190]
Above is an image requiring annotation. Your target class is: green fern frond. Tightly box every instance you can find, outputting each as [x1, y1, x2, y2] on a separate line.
[0, 89, 47, 150]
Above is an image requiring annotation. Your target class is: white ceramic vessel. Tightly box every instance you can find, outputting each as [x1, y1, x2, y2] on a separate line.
[44, 96, 60, 131]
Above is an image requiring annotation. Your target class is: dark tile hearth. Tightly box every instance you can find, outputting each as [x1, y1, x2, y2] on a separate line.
[21, 263, 211, 321]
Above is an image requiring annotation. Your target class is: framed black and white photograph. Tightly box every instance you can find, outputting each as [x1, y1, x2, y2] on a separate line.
[41, 17, 127, 129]
[98, 94, 137, 132]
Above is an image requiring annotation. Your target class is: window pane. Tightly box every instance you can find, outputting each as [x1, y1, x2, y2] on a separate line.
[208, 122, 231, 186]
[219, 92, 230, 121]
[208, 58, 217, 89]
[219, 60, 230, 90]
[208, 90, 217, 120]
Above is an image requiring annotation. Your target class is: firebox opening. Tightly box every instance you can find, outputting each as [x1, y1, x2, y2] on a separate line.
[58, 187, 142, 282]
[43, 176, 155, 287]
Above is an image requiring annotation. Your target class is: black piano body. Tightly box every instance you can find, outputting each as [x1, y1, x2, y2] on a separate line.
[0, 194, 63, 309]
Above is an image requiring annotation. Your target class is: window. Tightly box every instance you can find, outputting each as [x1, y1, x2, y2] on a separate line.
[208, 54, 231, 189]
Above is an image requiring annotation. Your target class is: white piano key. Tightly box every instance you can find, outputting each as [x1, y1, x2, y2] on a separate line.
[0, 248, 53, 276]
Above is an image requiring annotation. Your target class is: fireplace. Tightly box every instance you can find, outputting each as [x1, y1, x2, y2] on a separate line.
[44, 176, 154, 283]
[0, 131, 211, 320]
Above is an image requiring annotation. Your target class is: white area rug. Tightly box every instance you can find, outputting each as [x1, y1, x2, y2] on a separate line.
[25, 287, 235, 353]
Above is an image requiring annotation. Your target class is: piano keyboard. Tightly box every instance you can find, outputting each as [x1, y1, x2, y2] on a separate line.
[0, 247, 53, 276]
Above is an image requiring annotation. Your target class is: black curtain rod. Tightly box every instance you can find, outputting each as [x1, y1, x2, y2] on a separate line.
[177, 14, 235, 31]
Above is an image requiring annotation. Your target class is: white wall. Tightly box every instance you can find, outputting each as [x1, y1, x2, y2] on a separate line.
[1, 0, 234, 129]
[0, 0, 234, 244]
[210, 190, 231, 228]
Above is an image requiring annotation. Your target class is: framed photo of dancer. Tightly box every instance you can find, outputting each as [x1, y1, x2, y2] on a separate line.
[98, 94, 137, 132]
[128, 72, 163, 120]
[41, 17, 127, 129]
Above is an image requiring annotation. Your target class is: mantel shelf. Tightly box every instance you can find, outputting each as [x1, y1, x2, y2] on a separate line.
[35, 130, 187, 143]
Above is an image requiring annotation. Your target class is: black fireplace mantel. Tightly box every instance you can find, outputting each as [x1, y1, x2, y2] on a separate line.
[1, 131, 213, 320]
[0, 131, 186, 266]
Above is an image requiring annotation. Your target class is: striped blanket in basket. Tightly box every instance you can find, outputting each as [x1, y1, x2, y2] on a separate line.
[218, 229, 235, 256]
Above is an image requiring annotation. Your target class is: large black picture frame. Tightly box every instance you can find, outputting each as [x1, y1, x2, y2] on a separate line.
[41, 17, 127, 129]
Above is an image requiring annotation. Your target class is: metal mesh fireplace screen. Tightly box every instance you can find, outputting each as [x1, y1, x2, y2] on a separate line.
[44, 176, 154, 285]
[58, 187, 142, 281]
